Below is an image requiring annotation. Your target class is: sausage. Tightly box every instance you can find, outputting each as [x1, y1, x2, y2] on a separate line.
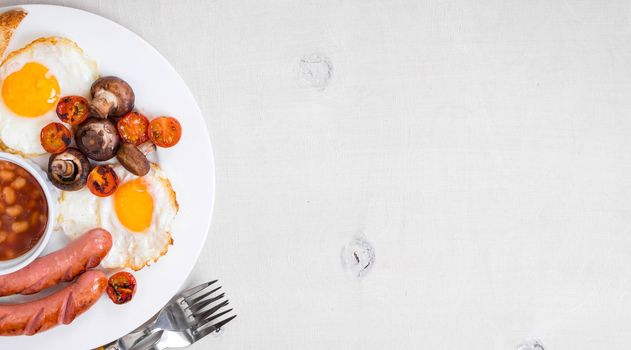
[0, 270, 107, 335]
[0, 228, 112, 296]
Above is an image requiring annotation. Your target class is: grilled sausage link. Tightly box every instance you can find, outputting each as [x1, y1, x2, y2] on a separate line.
[0, 228, 112, 296]
[0, 270, 107, 335]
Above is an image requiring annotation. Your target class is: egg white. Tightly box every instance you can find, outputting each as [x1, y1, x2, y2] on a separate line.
[58, 163, 178, 270]
[0, 37, 98, 156]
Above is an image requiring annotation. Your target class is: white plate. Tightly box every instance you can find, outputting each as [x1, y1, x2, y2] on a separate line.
[0, 5, 215, 350]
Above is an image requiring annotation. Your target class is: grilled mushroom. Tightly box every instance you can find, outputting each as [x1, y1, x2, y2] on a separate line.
[116, 142, 156, 176]
[75, 118, 121, 161]
[89, 76, 135, 118]
[47, 148, 90, 191]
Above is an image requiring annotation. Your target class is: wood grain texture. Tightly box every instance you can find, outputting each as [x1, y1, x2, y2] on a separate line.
[3, 0, 631, 349]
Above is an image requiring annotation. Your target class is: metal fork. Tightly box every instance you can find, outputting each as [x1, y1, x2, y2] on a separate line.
[105, 280, 236, 350]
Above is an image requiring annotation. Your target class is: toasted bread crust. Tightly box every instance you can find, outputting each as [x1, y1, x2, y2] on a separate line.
[0, 9, 27, 60]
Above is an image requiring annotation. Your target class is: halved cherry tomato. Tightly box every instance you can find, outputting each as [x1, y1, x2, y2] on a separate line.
[148, 116, 182, 148]
[56, 96, 89, 125]
[40, 122, 72, 154]
[106, 271, 136, 305]
[87, 165, 119, 197]
[117, 111, 150, 145]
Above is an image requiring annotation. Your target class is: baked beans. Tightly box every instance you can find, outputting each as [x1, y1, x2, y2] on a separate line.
[0, 160, 48, 261]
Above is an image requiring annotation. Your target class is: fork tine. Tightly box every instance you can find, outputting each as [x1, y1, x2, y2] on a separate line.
[188, 293, 225, 313]
[185, 286, 222, 306]
[178, 280, 218, 299]
[209, 314, 237, 330]
[199, 308, 233, 328]
[194, 299, 230, 320]
[194, 314, 237, 339]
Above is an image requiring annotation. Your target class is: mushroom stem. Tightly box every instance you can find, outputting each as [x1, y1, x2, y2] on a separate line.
[137, 141, 156, 155]
[50, 159, 75, 177]
[89, 90, 117, 118]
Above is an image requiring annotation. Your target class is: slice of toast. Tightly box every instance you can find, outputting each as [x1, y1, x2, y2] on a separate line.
[0, 9, 27, 60]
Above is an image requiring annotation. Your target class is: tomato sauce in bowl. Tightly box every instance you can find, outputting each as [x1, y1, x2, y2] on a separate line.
[0, 160, 48, 261]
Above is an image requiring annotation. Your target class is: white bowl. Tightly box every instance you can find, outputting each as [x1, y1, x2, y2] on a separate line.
[0, 152, 56, 275]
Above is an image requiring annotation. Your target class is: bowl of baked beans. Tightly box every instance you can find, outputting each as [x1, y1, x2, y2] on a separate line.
[0, 152, 55, 275]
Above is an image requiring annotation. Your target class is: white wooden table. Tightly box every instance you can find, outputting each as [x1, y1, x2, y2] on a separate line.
[4, 0, 631, 349]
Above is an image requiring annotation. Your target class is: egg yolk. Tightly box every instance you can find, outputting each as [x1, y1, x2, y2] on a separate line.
[1, 62, 60, 117]
[114, 178, 154, 232]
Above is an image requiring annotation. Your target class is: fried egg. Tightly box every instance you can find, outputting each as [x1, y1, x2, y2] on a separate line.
[0, 37, 98, 156]
[57, 163, 178, 270]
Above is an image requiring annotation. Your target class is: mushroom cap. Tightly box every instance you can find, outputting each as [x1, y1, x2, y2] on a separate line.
[90, 76, 135, 117]
[75, 117, 121, 161]
[116, 143, 150, 176]
[47, 148, 90, 191]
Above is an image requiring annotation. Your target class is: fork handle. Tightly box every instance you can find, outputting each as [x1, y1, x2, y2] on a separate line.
[104, 327, 159, 350]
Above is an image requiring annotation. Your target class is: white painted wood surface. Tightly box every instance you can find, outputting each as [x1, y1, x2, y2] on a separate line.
[4, 0, 631, 349]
